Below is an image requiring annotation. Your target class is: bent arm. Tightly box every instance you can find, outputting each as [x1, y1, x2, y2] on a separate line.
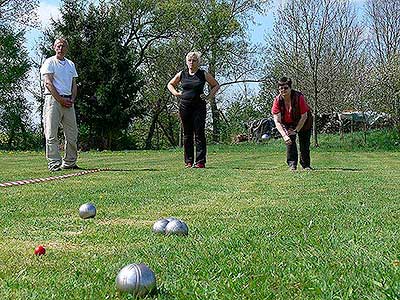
[167, 72, 182, 97]
[205, 72, 220, 99]
[44, 73, 62, 102]
[44, 73, 73, 108]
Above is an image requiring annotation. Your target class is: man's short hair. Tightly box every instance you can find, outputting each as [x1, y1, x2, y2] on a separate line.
[278, 77, 292, 88]
[54, 38, 69, 48]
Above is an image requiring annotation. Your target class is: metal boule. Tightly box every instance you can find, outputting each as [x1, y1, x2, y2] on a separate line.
[152, 218, 169, 234]
[116, 263, 156, 296]
[261, 133, 270, 140]
[165, 219, 188, 236]
[79, 203, 96, 219]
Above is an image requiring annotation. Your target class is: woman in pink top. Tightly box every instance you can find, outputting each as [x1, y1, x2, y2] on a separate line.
[271, 77, 313, 171]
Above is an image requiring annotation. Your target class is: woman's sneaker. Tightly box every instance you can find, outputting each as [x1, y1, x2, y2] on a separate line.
[193, 163, 205, 168]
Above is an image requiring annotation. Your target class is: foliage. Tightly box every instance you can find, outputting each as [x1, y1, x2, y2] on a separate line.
[41, 0, 145, 150]
[175, 0, 271, 143]
[0, 147, 399, 299]
[0, 28, 30, 96]
[315, 129, 400, 152]
[220, 92, 268, 143]
[0, 26, 36, 150]
[364, 0, 400, 128]
[0, 0, 39, 29]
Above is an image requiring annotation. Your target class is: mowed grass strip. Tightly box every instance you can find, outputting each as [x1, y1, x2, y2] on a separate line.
[0, 145, 399, 299]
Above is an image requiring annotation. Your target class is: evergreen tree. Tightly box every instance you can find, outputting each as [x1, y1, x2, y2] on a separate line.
[42, 0, 144, 149]
[0, 26, 33, 149]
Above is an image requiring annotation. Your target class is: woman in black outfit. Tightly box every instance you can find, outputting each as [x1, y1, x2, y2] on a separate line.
[168, 52, 220, 168]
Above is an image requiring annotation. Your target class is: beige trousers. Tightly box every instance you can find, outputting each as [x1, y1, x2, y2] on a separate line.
[43, 95, 78, 170]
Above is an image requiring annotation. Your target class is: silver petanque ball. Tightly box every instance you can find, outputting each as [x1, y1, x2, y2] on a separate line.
[165, 219, 188, 236]
[79, 203, 96, 219]
[116, 263, 156, 296]
[261, 133, 270, 140]
[152, 218, 169, 234]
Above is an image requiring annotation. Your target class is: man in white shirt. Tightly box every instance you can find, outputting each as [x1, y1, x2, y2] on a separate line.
[40, 38, 79, 171]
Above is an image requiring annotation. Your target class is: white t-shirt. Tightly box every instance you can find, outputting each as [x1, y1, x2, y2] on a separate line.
[40, 56, 78, 95]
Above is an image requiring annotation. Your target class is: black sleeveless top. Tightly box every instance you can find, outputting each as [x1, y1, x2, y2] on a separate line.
[180, 69, 206, 101]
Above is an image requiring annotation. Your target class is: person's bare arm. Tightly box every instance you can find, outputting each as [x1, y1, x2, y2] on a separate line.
[71, 78, 77, 104]
[201, 72, 220, 100]
[167, 72, 183, 97]
[295, 112, 308, 131]
[273, 113, 292, 145]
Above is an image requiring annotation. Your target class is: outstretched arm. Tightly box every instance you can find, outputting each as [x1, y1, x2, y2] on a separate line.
[273, 113, 292, 145]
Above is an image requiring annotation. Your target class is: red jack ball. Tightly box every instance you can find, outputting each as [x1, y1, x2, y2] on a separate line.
[34, 245, 46, 256]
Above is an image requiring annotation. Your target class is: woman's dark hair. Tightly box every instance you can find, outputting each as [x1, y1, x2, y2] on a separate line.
[278, 77, 292, 88]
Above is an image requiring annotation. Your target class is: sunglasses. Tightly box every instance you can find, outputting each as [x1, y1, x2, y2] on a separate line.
[279, 85, 290, 90]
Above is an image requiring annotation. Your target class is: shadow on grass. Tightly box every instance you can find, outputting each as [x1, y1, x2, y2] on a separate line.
[74, 168, 161, 172]
[231, 167, 280, 171]
[231, 167, 363, 172]
[103, 168, 160, 172]
[316, 167, 363, 172]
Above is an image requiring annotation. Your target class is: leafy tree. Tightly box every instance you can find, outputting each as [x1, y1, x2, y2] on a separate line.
[0, 0, 38, 28]
[40, 0, 202, 150]
[262, 0, 364, 146]
[112, 0, 193, 149]
[187, 0, 270, 143]
[0, 0, 39, 149]
[139, 43, 183, 149]
[365, 0, 400, 129]
[136, 0, 271, 147]
[0, 28, 34, 149]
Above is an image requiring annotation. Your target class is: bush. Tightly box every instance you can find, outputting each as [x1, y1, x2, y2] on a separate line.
[316, 129, 400, 151]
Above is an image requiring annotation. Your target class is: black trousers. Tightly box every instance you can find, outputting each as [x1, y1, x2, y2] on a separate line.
[286, 129, 312, 168]
[179, 100, 207, 164]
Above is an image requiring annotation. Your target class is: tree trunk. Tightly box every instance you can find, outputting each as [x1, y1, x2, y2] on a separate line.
[144, 110, 161, 150]
[312, 81, 319, 147]
[157, 119, 176, 146]
[208, 53, 220, 143]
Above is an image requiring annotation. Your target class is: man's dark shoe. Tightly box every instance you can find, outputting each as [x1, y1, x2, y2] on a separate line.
[303, 166, 313, 171]
[185, 162, 193, 168]
[289, 165, 297, 171]
[50, 165, 62, 172]
[61, 164, 81, 170]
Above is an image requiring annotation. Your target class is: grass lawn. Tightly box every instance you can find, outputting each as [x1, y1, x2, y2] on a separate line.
[0, 143, 399, 299]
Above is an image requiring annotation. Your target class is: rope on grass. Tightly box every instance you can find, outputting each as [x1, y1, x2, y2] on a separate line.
[0, 168, 111, 188]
